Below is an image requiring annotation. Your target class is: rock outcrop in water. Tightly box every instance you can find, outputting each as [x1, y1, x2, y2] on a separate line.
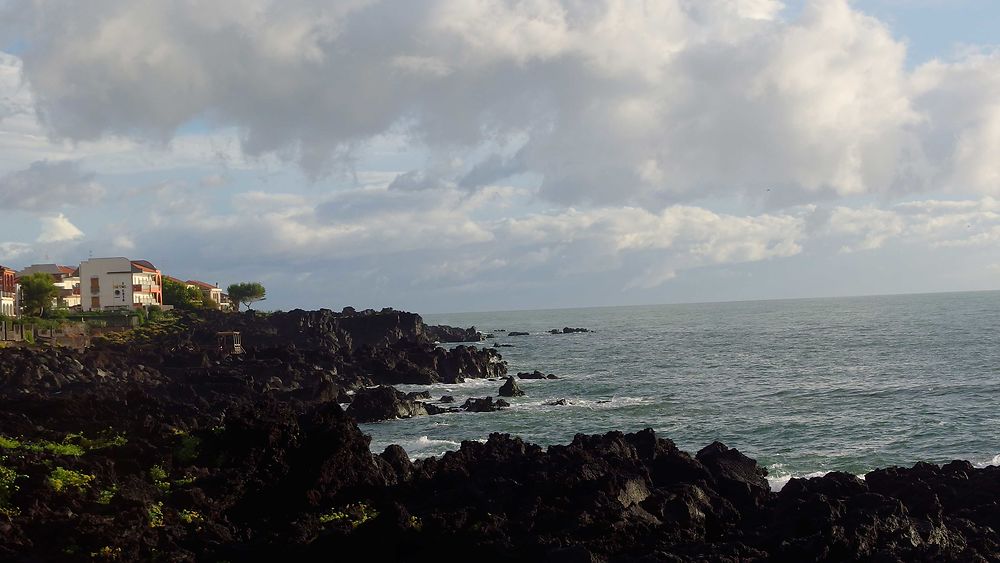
[498, 376, 525, 397]
[424, 324, 483, 343]
[2, 309, 1000, 561]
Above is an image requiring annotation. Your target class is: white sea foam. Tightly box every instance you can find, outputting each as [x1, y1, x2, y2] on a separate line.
[508, 396, 654, 411]
[417, 436, 461, 447]
[973, 453, 1000, 468]
[767, 471, 829, 492]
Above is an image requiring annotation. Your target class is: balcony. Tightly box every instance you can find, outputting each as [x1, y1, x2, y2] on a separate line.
[133, 284, 162, 293]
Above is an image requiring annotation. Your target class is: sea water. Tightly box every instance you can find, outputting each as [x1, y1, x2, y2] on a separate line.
[359, 290, 1000, 489]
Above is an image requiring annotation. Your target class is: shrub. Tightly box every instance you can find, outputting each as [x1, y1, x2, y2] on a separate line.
[147, 502, 164, 528]
[48, 467, 95, 493]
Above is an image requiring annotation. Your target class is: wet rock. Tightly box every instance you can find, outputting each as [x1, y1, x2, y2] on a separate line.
[440, 395, 455, 403]
[517, 370, 549, 379]
[498, 376, 525, 397]
[545, 399, 569, 406]
[461, 396, 510, 412]
[507, 331, 529, 336]
[346, 386, 430, 423]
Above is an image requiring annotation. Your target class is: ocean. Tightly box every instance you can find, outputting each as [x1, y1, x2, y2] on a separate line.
[359, 290, 1000, 490]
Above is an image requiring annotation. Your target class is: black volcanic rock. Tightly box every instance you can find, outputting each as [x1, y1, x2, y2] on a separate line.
[347, 386, 430, 423]
[498, 376, 525, 397]
[461, 396, 510, 412]
[507, 331, 529, 336]
[517, 370, 553, 379]
[425, 325, 483, 343]
[3, 311, 1000, 562]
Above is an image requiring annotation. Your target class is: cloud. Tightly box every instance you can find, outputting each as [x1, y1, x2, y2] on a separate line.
[0, 242, 31, 263]
[199, 173, 228, 188]
[37, 213, 84, 243]
[1, 160, 105, 211]
[0, 0, 995, 208]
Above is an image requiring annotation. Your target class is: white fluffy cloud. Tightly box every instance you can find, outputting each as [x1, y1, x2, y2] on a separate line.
[0, 0, 996, 207]
[37, 213, 84, 243]
[1, 1, 999, 309]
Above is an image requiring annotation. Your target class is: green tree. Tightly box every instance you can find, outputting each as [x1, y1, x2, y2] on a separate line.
[19, 272, 58, 317]
[163, 278, 203, 310]
[226, 282, 266, 312]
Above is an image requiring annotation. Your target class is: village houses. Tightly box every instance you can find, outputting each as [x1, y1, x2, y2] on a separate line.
[0, 256, 234, 317]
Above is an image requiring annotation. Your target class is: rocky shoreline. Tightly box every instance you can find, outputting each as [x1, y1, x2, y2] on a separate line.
[1, 309, 999, 561]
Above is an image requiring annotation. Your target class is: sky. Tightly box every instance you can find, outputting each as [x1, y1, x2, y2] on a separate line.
[1, 0, 999, 313]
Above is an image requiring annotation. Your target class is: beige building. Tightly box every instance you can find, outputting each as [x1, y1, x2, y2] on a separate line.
[79, 258, 163, 311]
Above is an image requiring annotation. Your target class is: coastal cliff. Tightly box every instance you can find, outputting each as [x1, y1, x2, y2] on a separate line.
[1, 310, 998, 561]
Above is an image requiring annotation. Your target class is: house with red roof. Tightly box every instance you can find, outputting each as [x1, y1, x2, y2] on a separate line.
[0, 264, 17, 317]
[18, 263, 82, 309]
[186, 280, 231, 310]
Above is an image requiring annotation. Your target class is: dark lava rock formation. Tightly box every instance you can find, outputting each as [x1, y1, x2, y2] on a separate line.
[498, 376, 525, 397]
[2, 310, 1000, 561]
[424, 324, 483, 343]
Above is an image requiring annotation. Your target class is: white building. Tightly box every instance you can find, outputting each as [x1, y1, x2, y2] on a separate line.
[79, 258, 163, 311]
[187, 280, 231, 310]
[18, 264, 81, 309]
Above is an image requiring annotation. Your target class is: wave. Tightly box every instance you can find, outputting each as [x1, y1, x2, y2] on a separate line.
[973, 453, 1000, 469]
[508, 396, 655, 411]
[766, 470, 831, 492]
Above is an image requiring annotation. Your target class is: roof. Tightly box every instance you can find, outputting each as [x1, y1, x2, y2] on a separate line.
[186, 280, 218, 290]
[131, 260, 159, 273]
[18, 263, 71, 277]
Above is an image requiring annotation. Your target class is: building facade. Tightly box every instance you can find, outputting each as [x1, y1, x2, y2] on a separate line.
[187, 280, 230, 310]
[18, 264, 81, 309]
[79, 258, 163, 311]
[0, 265, 17, 317]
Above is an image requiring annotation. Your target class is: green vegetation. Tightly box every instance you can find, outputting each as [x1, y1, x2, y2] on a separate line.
[48, 467, 95, 493]
[178, 509, 203, 524]
[19, 272, 59, 317]
[318, 503, 379, 528]
[163, 278, 205, 310]
[97, 485, 118, 505]
[93, 312, 183, 345]
[90, 545, 122, 559]
[174, 434, 201, 465]
[227, 282, 266, 312]
[149, 465, 170, 491]
[0, 464, 24, 517]
[0, 431, 126, 457]
[146, 502, 164, 528]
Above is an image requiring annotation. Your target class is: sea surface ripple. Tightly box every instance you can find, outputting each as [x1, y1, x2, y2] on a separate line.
[360, 291, 1000, 488]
